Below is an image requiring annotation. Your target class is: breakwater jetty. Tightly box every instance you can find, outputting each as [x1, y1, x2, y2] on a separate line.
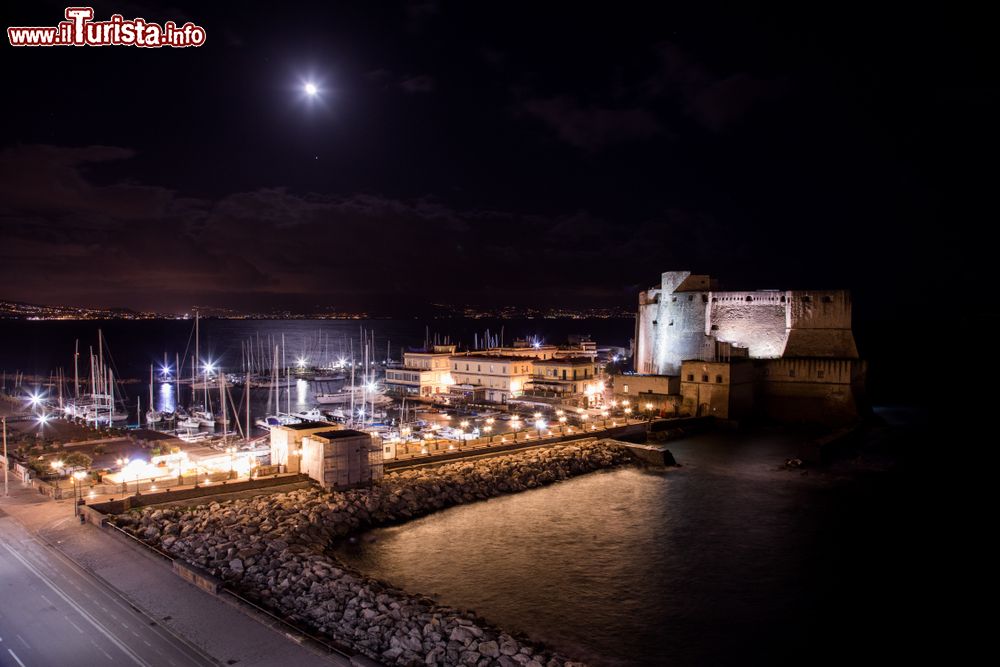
[112, 440, 634, 666]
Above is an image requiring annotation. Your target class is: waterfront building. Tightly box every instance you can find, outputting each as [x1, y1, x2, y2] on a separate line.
[525, 357, 604, 407]
[611, 374, 680, 415]
[384, 345, 456, 398]
[269, 421, 336, 473]
[630, 270, 866, 424]
[298, 429, 383, 490]
[448, 354, 534, 404]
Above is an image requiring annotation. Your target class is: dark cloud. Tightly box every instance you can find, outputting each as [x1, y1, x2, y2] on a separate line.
[518, 97, 662, 151]
[0, 144, 684, 311]
[400, 74, 436, 94]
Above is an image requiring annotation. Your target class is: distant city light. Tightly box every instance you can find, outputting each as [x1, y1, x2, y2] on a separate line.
[203, 360, 216, 373]
[304, 82, 318, 96]
[27, 392, 42, 407]
[296, 356, 307, 369]
[37, 413, 50, 425]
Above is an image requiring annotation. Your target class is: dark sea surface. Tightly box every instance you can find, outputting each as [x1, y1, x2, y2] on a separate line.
[337, 422, 921, 666]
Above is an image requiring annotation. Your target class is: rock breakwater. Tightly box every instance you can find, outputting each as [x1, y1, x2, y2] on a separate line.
[113, 441, 631, 666]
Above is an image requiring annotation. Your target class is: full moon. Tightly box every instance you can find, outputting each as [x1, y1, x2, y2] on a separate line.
[304, 82, 318, 96]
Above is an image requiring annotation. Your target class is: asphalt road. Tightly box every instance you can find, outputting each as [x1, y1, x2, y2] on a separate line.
[0, 511, 213, 667]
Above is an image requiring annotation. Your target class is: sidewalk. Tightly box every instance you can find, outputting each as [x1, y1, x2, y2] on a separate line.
[1, 485, 348, 667]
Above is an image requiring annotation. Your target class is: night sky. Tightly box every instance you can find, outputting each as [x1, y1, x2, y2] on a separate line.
[0, 1, 987, 315]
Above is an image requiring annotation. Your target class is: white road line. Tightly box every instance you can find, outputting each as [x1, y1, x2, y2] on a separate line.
[142, 641, 151, 647]
[16, 635, 29, 649]
[7, 648, 27, 667]
[2, 543, 150, 667]
[40, 594, 55, 607]
[65, 616, 85, 634]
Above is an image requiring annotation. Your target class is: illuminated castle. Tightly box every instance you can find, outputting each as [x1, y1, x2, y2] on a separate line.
[629, 271, 866, 424]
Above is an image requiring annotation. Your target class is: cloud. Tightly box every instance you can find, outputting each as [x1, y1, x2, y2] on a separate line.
[519, 96, 662, 150]
[0, 143, 712, 310]
[400, 74, 435, 94]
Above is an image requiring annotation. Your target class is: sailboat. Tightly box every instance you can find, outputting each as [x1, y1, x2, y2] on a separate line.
[145, 365, 162, 425]
[190, 311, 214, 426]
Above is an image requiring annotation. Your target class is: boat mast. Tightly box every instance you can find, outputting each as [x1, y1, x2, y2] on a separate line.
[219, 373, 227, 440]
[175, 352, 180, 408]
[74, 339, 79, 399]
[195, 311, 201, 411]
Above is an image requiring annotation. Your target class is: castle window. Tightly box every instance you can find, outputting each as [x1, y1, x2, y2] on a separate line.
[668, 320, 674, 326]
[711, 324, 719, 331]
[672, 297, 677, 302]
[780, 296, 786, 302]
[789, 368, 796, 377]
[822, 296, 833, 303]
[623, 384, 629, 393]
[715, 375, 723, 383]
[701, 374, 709, 382]
[686, 374, 694, 381]
[802, 296, 811, 303]
[688, 295, 693, 301]
[746, 296, 753, 302]
[817, 369, 825, 379]
[702, 295, 709, 303]
[712, 297, 718, 302]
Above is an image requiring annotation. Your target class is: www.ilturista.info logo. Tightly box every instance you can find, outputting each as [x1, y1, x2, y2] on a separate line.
[7, 7, 206, 47]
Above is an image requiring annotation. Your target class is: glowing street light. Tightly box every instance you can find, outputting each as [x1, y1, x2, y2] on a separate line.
[28, 392, 43, 408]
[304, 82, 318, 96]
[296, 357, 307, 370]
[36, 413, 50, 426]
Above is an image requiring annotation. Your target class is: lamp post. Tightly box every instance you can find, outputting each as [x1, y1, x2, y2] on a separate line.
[645, 402, 654, 421]
[459, 420, 469, 447]
[73, 470, 86, 516]
[116, 457, 129, 494]
[226, 446, 236, 479]
[3, 416, 9, 497]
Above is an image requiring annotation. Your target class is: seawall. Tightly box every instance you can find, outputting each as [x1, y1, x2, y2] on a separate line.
[111, 440, 635, 666]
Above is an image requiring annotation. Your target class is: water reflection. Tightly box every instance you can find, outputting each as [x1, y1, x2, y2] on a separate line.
[158, 381, 176, 413]
[296, 378, 309, 407]
[337, 433, 903, 667]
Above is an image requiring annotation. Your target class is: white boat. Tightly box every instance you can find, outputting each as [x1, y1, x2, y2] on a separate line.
[255, 414, 301, 431]
[178, 417, 201, 429]
[145, 365, 162, 424]
[291, 408, 325, 422]
[192, 409, 215, 426]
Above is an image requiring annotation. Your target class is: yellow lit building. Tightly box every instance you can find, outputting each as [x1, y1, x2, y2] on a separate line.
[384, 345, 455, 398]
[448, 354, 534, 404]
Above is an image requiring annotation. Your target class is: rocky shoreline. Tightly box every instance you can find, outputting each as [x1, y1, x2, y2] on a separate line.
[113, 440, 632, 666]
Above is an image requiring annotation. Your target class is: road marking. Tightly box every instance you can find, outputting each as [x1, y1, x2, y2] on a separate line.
[3, 542, 151, 667]
[66, 615, 85, 634]
[16, 635, 29, 649]
[7, 648, 27, 667]
[41, 594, 55, 607]
[142, 641, 151, 647]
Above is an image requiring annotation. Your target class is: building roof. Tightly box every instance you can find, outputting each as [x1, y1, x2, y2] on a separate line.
[313, 429, 369, 440]
[286, 421, 332, 430]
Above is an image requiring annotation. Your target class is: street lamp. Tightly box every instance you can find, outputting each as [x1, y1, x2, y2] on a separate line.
[645, 402, 654, 420]
[226, 446, 236, 479]
[116, 457, 129, 494]
[484, 424, 493, 444]
[72, 470, 86, 516]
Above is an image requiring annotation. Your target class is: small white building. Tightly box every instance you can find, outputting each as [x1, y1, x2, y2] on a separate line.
[299, 429, 382, 489]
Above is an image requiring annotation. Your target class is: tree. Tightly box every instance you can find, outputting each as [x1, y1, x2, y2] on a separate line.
[62, 452, 92, 470]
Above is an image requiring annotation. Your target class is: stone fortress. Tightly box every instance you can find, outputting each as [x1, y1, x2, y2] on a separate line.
[627, 271, 866, 424]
